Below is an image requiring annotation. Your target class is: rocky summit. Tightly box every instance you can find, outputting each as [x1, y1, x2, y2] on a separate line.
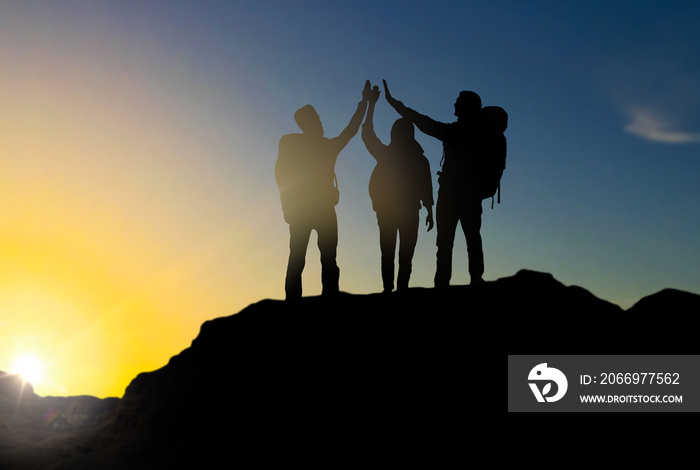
[1, 270, 698, 469]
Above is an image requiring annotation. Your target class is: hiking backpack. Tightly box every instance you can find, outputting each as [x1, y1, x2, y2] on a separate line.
[478, 106, 508, 208]
[275, 134, 340, 221]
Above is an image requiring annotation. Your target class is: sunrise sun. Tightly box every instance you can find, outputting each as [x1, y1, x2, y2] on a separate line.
[11, 354, 46, 385]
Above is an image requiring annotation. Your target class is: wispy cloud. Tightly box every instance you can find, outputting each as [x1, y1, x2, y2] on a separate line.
[624, 106, 700, 144]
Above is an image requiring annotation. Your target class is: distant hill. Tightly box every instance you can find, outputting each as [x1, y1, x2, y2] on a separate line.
[2, 269, 698, 469]
[0, 372, 118, 466]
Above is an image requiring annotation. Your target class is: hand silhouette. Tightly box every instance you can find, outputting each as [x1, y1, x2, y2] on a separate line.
[362, 80, 372, 102]
[426, 210, 434, 232]
[368, 85, 380, 104]
[382, 79, 399, 107]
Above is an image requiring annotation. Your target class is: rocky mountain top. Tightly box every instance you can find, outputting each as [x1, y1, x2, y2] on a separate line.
[2, 270, 698, 469]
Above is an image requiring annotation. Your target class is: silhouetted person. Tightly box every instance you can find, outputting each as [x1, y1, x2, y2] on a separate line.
[275, 81, 371, 300]
[362, 85, 434, 293]
[383, 80, 489, 287]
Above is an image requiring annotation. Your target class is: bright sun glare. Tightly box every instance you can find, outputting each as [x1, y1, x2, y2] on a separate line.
[11, 354, 46, 385]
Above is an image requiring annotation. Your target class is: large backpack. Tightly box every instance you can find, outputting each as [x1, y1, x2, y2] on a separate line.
[477, 106, 508, 208]
[275, 134, 340, 221]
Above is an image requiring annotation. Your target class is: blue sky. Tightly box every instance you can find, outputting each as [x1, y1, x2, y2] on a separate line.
[1, 1, 699, 397]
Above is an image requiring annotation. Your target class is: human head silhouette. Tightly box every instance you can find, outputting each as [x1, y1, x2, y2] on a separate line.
[294, 105, 324, 137]
[454, 91, 482, 118]
[390, 117, 415, 142]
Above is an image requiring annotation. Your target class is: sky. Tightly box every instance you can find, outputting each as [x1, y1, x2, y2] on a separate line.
[1, 1, 699, 399]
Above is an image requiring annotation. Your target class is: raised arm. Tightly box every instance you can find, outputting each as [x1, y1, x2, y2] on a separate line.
[361, 85, 386, 161]
[383, 79, 449, 140]
[332, 80, 371, 150]
[364, 84, 380, 128]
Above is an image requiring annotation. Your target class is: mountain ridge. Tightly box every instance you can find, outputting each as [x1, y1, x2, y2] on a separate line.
[2, 269, 699, 468]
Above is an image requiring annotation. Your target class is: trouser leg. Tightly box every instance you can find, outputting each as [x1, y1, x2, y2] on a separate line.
[317, 209, 340, 296]
[285, 222, 311, 300]
[377, 215, 397, 292]
[434, 196, 459, 288]
[397, 211, 419, 290]
[461, 199, 484, 281]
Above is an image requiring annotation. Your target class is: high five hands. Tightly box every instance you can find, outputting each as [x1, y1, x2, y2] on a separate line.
[382, 79, 401, 108]
[362, 80, 372, 102]
[360, 79, 400, 107]
[368, 84, 380, 104]
[362, 80, 381, 104]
